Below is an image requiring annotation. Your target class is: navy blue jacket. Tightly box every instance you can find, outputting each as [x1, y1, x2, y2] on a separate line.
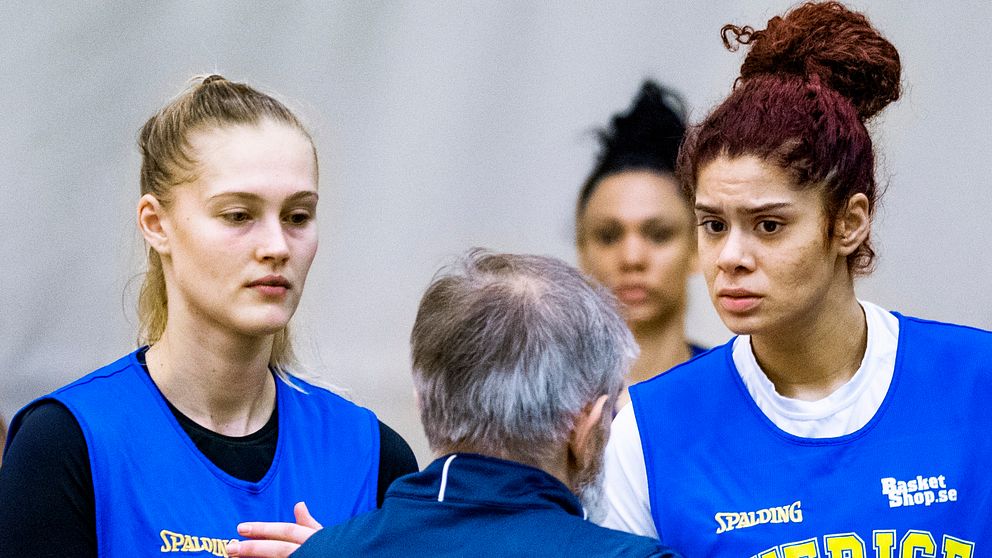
[292, 453, 680, 557]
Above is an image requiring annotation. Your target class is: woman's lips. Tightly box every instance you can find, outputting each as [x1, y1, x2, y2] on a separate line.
[247, 275, 291, 297]
[251, 285, 288, 297]
[717, 289, 761, 313]
[615, 286, 649, 305]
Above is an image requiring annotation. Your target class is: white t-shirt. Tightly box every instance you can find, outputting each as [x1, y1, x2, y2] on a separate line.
[599, 301, 899, 538]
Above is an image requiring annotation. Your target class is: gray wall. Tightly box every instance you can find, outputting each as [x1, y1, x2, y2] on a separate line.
[2, 1, 989, 462]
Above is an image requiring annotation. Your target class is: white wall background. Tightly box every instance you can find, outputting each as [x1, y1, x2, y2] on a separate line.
[2, 1, 989, 463]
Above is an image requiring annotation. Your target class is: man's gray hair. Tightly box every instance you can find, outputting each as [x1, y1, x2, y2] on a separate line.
[411, 249, 638, 463]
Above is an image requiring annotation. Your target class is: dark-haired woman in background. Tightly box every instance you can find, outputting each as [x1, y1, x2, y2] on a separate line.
[0, 76, 417, 557]
[577, 81, 703, 407]
[602, 2, 990, 555]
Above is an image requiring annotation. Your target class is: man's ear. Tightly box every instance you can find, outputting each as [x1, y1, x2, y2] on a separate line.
[412, 387, 423, 413]
[834, 193, 871, 257]
[137, 193, 171, 256]
[569, 394, 611, 469]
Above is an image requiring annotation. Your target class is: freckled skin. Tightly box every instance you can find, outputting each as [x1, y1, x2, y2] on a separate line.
[578, 170, 696, 329]
[694, 155, 852, 342]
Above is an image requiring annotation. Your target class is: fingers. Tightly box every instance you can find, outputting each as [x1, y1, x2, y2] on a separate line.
[226, 538, 299, 558]
[293, 501, 323, 530]
[227, 502, 321, 557]
[235, 520, 315, 544]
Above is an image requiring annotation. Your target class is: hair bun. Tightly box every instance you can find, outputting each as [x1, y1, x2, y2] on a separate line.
[723, 1, 901, 120]
[201, 74, 227, 86]
[599, 80, 687, 172]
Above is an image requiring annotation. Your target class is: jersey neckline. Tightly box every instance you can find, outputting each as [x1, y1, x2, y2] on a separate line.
[723, 311, 908, 446]
[126, 348, 286, 493]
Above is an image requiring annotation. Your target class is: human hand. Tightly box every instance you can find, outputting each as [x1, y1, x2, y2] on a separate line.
[226, 501, 322, 558]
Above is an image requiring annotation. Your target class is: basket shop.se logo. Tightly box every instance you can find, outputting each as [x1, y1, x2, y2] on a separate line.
[880, 473, 957, 508]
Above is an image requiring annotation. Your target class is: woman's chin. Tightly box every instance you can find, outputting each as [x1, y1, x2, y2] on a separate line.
[232, 316, 293, 338]
[624, 304, 680, 332]
[717, 312, 767, 337]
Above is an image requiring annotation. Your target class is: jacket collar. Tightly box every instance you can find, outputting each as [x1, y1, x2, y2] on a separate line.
[387, 453, 585, 517]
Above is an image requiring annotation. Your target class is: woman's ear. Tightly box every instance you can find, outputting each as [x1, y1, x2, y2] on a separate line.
[137, 194, 171, 256]
[576, 230, 591, 271]
[834, 193, 871, 257]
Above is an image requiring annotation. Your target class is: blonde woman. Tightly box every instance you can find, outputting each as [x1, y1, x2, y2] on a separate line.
[0, 76, 416, 556]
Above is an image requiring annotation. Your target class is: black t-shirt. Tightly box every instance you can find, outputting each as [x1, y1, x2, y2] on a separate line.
[0, 370, 418, 557]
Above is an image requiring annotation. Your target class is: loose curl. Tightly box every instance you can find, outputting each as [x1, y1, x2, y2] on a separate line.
[679, 1, 901, 274]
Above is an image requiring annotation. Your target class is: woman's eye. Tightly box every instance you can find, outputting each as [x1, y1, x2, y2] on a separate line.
[643, 224, 675, 244]
[286, 211, 312, 226]
[222, 211, 251, 224]
[699, 220, 726, 234]
[596, 232, 619, 245]
[758, 221, 781, 233]
[591, 227, 622, 245]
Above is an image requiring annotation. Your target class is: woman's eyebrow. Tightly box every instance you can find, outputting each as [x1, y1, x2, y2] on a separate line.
[694, 201, 792, 215]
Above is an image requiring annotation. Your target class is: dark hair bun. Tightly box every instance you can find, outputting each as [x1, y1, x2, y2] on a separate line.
[723, 1, 900, 120]
[596, 80, 687, 175]
[576, 80, 688, 215]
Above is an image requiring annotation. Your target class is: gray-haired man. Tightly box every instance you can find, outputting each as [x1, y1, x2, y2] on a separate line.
[229, 250, 681, 558]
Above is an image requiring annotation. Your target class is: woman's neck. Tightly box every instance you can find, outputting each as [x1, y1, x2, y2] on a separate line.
[751, 292, 867, 401]
[629, 312, 691, 384]
[145, 317, 276, 437]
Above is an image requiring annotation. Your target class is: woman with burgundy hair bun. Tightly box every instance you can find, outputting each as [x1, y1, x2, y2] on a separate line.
[601, 2, 992, 555]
